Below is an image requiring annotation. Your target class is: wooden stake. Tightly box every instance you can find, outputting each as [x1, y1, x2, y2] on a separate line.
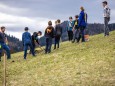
[3, 53, 6, 86]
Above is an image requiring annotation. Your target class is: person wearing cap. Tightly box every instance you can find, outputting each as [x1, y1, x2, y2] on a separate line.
[102, 1, 111, 36]
[22, 27, 35, 59]
[77, 6, 87, 43]
[67, 17, 74, 41]
[44, 21, 54, 54]
[0, 26, 11, 61]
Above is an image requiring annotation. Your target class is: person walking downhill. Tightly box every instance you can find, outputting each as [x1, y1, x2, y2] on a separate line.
[0, 26, 11, 61]
[44, 21, 54, 54]
[67, 17, 74, 41]
[102, 1, 111, 37]
[54, 19, 63, 49]
[77, 7, 87, 43]
[22, 27, 35, 59]
[72, 15, 79, 43]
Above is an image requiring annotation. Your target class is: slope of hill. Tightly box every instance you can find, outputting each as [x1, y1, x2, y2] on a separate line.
[0, 31, 115, 86]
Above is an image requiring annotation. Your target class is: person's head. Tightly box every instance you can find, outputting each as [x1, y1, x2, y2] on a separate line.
[48, 21, 52, 26]
[25, 27, 29, 31]
[57, 19, 61, 24]
[80, 6, 85, 11]
[102, 1, 108, 7]
[1, 26, 5, 33]
[75, 15, 79, 20]
[69, 17, 73, 22]
[55, 21, 57, 25]
[38, 31, 42, 36]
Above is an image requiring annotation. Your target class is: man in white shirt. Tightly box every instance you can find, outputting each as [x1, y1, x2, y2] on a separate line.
[102, 1, 111, 36]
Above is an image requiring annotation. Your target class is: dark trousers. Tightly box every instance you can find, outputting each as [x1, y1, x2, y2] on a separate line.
[54, 36, 61, 49]
[45, 37, 52, 53]
[77, 27, 85, 42]
[68, 31, 73, 41]
[0, 42, 11, 61]
[73, 29, 80, 42]
[104, 17, 110, 36]
[24, 43, 35, 59]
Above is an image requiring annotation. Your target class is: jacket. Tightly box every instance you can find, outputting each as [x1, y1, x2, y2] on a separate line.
[22, 31, 32, 45]
[44, 26, 54, 38]
[55, 24, 63, 36]
[78, 11, 87, 27]
[67, 21, 74, 31]
[103, 5, 110, 18]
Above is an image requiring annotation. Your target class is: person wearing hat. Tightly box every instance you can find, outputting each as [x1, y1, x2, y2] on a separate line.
[22, 27, 35, 59]
[0, 26, 11, 61]
[67, 17, 74, 41]
[102, 1, 111, 36]
[77, 6, 87, 43]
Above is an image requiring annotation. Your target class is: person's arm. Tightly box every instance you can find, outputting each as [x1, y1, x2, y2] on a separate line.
[44, 29, 47, 37]
[5, 35, 8, 45]
[78, 12, 83, 27]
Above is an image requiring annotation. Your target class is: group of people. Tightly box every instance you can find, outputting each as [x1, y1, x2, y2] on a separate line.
[0, 1, 111, 61]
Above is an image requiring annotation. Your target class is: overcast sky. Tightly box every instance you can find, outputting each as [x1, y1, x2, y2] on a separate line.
[0, 0, 115, 40]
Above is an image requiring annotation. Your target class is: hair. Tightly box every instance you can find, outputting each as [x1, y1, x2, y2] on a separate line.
[75, 15, 79, 18]
[1, 26, 5, 30]
[80, 6, 85, 11]
[57, 19, 61, 23]
[25, 27, 29, 31]
[69, 17, 73, 19]
[48, 21, 52, 25]
[103, 1, 108, 5]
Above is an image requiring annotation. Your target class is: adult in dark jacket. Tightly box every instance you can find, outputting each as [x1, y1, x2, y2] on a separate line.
[0, 26, 11, 61]
[54, 19, 62, 49]
[77, 7, 87, 43]
[44, 21, 54, 54]
[22, 27, 35, 59]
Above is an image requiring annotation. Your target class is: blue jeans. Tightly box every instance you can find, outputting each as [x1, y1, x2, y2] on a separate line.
[24, 43, 35, 59]
[45, 37, 52, 53]
[0, 42, 11, 61]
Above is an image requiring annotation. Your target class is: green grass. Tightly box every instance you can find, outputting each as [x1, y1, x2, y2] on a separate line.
[0, 31, 115, 86]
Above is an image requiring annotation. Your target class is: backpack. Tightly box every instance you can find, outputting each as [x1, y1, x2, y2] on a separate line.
[84, 12, 88, 23]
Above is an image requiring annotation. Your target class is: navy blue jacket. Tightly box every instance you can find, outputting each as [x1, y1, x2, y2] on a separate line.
[78, 11, 87, 27]
[22, 31, 32, 45]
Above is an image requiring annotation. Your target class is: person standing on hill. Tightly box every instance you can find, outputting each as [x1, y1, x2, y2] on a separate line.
[31, 31, 42, 52]
[54, 19, 63, 49]
[72, 15, 79, 43]
[22, 27, 35, 59]
[44, 21, 54, 54]
[67, 17, 74, 41]
[102, 1, 111, 36]
[77, 7, 87, 43]
[0, 26, 11, 61]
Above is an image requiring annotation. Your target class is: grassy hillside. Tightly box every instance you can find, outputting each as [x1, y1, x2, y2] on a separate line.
[0, 31, 115, 86]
